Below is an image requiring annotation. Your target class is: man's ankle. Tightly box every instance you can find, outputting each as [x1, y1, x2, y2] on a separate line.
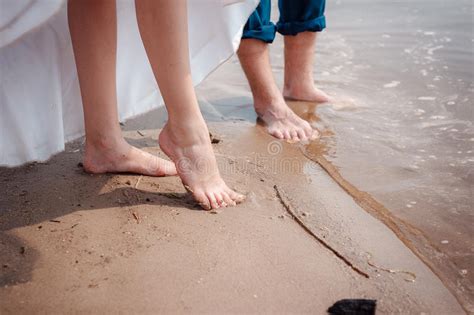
[285, 72, 314, 90]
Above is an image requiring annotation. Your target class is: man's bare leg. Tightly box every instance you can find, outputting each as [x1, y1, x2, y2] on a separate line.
[283, 32, 330, 103]
[68, 0, 176, 176]
[237, 39, 317, 142]
[135, 0, 244, 210]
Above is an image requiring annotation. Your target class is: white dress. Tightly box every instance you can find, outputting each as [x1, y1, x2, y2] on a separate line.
[0, 0, 258, 166]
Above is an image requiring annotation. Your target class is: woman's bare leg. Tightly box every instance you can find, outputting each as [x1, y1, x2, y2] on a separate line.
[283, 32, 330, 103]
[68, 0, 176, 176]
[135, 0, 244, 209]
[237, 39, 317, 142]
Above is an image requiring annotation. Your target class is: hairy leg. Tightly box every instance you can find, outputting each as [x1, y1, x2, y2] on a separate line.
[283, 32, 330, 103]
[135, 0, 244, 209]
[237, 39, 317, 142]
[68, 0, 176, 176]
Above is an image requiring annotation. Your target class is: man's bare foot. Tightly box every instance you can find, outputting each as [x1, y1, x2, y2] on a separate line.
[236, 37, 320, 141]
[283, 82, 331, 103]
[283, 32, 331, 103]
[159, 121, 245, 210]
[83, 138, 177, 176]
[255, 96, 318, 142]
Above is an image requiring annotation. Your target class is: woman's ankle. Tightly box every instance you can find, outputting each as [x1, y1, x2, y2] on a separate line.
[165, 117, 210, 144]
[85, 133, 126, 152]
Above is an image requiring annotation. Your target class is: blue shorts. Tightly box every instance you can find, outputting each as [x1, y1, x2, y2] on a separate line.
[242, 0, 326, 43]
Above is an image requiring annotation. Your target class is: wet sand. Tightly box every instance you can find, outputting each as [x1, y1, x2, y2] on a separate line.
[0, 113, 465, 313]
[195, 0, 474, 310]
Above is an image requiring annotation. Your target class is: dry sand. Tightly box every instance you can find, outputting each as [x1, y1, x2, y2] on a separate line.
[0, 116, 465, 314]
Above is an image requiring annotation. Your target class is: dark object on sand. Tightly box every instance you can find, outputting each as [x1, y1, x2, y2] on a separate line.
[132, 211, 140, 224]
[327, 299, 376, 315]
[209, 132, 221, 144]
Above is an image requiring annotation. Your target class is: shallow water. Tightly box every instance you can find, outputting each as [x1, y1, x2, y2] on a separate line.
[196, 0, 473, 309]
[316, 0, 474, 307]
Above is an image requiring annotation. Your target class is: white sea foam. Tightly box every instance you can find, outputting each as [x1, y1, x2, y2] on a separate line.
[332, 66, 343, 73]
[383, 81, 400, 88]
[418, 96, 436, 101]
[427, 45, 444, 55]
[414, 109, 426, 115]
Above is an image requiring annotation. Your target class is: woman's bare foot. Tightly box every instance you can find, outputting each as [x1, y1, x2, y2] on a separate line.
[159, 121, 245, 210]
[283, 82, 331, 103]
[83, 138, 177, 176]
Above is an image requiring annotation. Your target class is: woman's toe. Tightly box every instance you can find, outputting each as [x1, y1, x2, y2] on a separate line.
[206, 191, 220, 209]
[214, 192, 227, 208]
[194, 190, 211, 210]
[235, 193, 246, 203]
[224, 187, 242, 203]
[221, 192, 236, 207]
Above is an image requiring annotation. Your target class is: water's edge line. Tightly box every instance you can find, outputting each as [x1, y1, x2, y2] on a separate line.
[301, 149, 469, 314]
